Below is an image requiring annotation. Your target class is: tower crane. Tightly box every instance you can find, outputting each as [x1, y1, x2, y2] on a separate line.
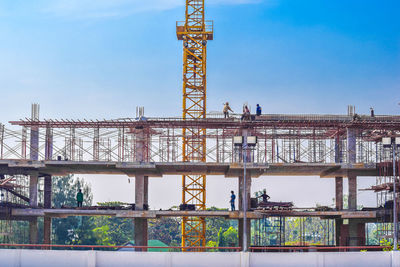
[176, 0, 213, 249]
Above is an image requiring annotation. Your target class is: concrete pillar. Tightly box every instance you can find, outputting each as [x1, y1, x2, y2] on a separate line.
[134, 174, 148, 251]
[348, 219, 366, 247]
[346, 127, 359, 247]
[335, 177, 343, 210]
[45, 127, 53, 160]
[29, 173, 38, 207]
[29, 104, 40, 245]
[335, 177, 344, 246]
[335, 219, 343, 246]
[30, 127, 39, 161]
[43, 217, 51, 247]
[43, 175, 52, 246]
[348, 174, 357, 210]
[346, 128, 357, 164]
[44, 175, 52, 209]
[238, 174, 251, 211]
[29, 219, 38, 244]
[29, 173, 38, 244]
[238, 173, 251, 250]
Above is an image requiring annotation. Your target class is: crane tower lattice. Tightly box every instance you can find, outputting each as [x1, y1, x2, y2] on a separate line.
[176, 0, 213, 249]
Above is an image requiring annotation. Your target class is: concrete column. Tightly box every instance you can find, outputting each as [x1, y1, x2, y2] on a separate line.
[348, 219, 366, 247]
[43, 217, 51, 247]
[29, 219, 38, 244]
[346, 128, 357, 164]
[335, 219, 343, 246]
[238, 174, 251, 211]
[30, 127, 39, 161]
[348, 174, 357, 210]
[238, 174, 251, 250]
[335, 177, 344, 246]
[29, 173, 39, 244]
[45, 127, 53, 160]
[335, 177, 343, 210]
[346, 127, 357, 209]
[44, 175, 52, 209]
[43, 175, 52, 246]
[134, 174, 148, 251]
[29, 173, 38, 207]
[29, 104, 40, 245]
[348, 174, 360, 248]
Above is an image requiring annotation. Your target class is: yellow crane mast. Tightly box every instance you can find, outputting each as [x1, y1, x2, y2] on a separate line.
[176, 0, 213, 249]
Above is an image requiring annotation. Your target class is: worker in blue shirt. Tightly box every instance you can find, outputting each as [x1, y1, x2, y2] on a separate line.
[230, 191, 236, 211]
[256, 104, 262, 116]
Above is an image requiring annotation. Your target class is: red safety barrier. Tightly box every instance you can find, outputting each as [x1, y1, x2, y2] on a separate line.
[0, 243, 241, 252]
[249, 246, 392, 252]
[0, 244, 392, 252]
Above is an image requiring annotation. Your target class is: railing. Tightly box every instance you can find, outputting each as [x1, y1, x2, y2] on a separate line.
[0, 243, 240, 252]
[0, 244, 392, 252]
[176, 20, 213, 34]
[249, 246, 391, 252]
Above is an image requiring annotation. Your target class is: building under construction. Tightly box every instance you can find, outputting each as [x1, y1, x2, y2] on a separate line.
[0, 0, 399, 252]
[0, 104, 399, 250]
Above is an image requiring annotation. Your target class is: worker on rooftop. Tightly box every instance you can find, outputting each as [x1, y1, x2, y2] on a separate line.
[257, 189, 270, 204]
[241, 105, 251, 121]
[230, 190, 236, 211]
[77, 189, 83, 208]
[223, 102, 233, 118]
[256, 104, 262, 116]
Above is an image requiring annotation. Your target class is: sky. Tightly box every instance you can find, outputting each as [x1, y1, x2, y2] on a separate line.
[0, 0, 399, 209]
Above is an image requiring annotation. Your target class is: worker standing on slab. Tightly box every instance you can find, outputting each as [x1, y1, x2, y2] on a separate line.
[256, 104, 262, 116]
[77, 189, 83, 207]
[257, 189, 270, 204]
[230, 191, 236, 211]
[223, 102, 233, 118]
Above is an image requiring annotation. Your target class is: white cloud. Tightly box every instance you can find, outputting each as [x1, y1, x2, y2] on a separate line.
[42, 0, 267, 19]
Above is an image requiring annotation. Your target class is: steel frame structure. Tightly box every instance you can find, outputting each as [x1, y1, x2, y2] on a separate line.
[176, 0, 213, 249]
[0, 114, 400, 247]
[5, 115, 400, 165]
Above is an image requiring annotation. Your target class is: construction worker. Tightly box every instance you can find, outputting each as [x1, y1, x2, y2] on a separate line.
[256, 104, 262, 116]
[241, 105, 251, 121]
[77, 189, 83, 207]
[223, 102, 233, 118]
[230, 191, 236, 211]
[370, 107, 375, 117]
[257, 189, 270, 204]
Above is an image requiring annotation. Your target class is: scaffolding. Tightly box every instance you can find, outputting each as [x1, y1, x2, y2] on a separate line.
[0, 175, 30, 244]
[252, 216, 335, 249]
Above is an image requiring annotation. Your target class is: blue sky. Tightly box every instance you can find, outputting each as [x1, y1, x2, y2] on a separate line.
[0, 0, 399, 208]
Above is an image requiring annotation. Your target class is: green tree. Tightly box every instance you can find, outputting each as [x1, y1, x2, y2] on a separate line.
[51, 175, 96, 246]
[91, 202, 134, 246]
[148, 217, 181, 246]
[217, 227, 224, 248]
[222, 227, 238, 247]
[205, 206, 237, 245]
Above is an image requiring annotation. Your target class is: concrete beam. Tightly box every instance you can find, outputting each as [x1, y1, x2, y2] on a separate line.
[0, 159, 378, 178]
[9, 208, 378, 219]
